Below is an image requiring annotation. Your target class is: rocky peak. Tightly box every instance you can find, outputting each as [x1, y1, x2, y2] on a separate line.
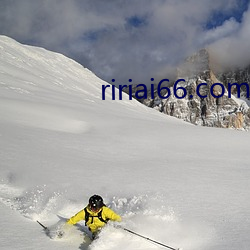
[177, 48, 210, 78]
[141, 49, 250, 130]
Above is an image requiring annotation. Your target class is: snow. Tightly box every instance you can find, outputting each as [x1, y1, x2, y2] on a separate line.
[0, 35, 250, 250]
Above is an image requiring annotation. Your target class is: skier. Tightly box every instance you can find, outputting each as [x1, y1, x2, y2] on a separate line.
[66, 194, 122, 239]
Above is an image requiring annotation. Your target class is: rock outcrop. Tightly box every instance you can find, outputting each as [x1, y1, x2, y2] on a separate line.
[141, 49, 250, 130]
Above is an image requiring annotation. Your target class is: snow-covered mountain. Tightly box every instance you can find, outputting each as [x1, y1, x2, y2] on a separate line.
[142, 49, 250, 130]
[0, 36, 250, 250]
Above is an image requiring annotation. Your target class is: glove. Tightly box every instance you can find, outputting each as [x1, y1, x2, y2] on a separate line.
[113, 223, 123, 229]
[56, 230, 64, 238]
[55, 223, 71, 238]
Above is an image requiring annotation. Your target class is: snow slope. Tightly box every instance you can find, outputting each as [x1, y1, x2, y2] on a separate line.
[0, 36, 249, 250]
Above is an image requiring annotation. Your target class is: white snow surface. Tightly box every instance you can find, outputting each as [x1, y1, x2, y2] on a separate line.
[0, 36, 249, 250]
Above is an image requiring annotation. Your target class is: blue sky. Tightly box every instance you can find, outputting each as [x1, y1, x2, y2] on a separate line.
[206, 0, 249, 28]
[0, 0, 249, 85]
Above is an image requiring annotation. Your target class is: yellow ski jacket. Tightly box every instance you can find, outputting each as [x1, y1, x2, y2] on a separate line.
[67, 206, 121, 233]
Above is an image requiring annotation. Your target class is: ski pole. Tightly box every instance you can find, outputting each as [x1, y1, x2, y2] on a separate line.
[122, 227, 180, 250]
[37, 220, 48, 230]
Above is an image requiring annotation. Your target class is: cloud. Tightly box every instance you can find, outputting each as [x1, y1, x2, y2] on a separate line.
[0, 0, 249, 85]
[200, 18, 240, 45]
[209, 3, 250, 69]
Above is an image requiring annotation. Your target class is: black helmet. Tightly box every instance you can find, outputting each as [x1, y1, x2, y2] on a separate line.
[89, 195, 104, 210]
